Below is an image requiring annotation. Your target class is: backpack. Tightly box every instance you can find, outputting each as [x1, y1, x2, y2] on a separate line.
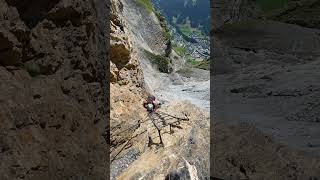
[146, 103, 154, 112]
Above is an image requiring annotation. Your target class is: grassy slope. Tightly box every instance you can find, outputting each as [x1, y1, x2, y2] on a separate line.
[186, 57, 210, 70]
[173, 43, 187, 57]
[176, 18, 204, 38]
[136, 0, 154, 13]
[143, 50, 171, 73]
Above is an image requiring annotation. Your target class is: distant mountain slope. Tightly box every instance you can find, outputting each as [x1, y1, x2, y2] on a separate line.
[152, 0, 210, 35]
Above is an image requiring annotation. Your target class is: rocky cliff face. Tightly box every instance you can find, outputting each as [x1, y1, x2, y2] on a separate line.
[212, 122, 320, 179]
[110, 0, 145, 122]
[110, 0, 210, 179]
[211, 0, 320, 31]
[120, 0, 167, 55]
[211, 0, 261, 30]
[275, 0, 320, 29]
[109, 0, 147, 170]
[0, 0, 108, 179]
[110, 0, 144, 85]
[211, 0, 320, 179]
[111, 101, 210, 180]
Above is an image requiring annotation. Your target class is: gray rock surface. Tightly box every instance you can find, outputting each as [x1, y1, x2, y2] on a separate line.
[212, 0, 320, 179]
[110, 0, 210, 179]
[211, 0, 261, 30]
[0, 0, 108, 179]
[212, 122, 320, 179]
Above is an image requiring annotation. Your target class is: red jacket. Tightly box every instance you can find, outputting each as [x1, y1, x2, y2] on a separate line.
[143, 99, 160, 111]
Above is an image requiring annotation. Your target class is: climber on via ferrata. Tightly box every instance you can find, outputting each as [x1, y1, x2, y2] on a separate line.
[143, 95, 161, 113]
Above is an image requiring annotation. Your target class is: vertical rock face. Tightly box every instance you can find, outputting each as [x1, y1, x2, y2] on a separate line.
[110, 0, 144, 85]
[0, 0, 108, 179]
[120, 0, 167, 55]
[212, 0, 320, 30]
[109, 0, 210, 179]
[211, 0, 320, 179]
[109, 0, 147, 174]
[211, 0, 261, 30]
[273, 0, 320, 29]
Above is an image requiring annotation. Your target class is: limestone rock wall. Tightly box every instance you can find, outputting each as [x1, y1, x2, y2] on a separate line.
[109, 0, 146, 169]
[211, 0, 320, 179]
[0, 0, 108, 179]
[211, 0, 261, 30]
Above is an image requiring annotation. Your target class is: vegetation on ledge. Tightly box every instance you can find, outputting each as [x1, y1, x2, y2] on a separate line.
[155, 10, 172, 41]
[186, 56, 210, 71]
[136, 0, 154, 14]
[194, 60, 210, 70]
[143, 49, 172, 73]
[176, 17, 204, 39]
[172, 44, 209, 70]
[173, 43, 187, 57]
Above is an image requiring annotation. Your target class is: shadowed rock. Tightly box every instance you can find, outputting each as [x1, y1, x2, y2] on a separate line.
[5, 0, 61, 29]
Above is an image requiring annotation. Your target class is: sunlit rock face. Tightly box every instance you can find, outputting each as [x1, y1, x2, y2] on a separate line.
[110, 0, 210, 179]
